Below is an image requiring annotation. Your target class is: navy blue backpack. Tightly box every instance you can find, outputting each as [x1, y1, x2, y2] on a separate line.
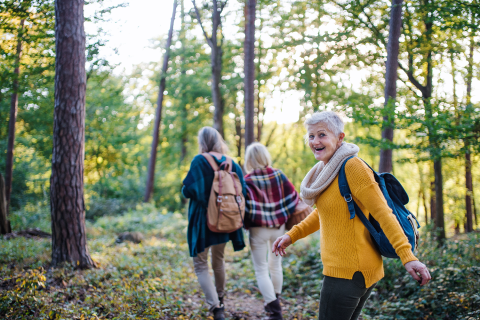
[338, 156, 420, 259]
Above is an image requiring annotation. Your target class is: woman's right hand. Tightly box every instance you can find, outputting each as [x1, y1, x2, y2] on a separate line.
[272, 234, 292, 256]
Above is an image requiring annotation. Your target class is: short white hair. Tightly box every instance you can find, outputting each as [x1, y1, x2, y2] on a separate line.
[244, 142, 272, 173]
[304, 111, 344, 137]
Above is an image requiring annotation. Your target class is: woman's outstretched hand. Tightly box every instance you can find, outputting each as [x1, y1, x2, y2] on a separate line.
[404, 260, 431, 286]
[272, 234, 292, 256]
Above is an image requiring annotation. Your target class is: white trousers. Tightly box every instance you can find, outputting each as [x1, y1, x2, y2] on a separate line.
[249, 224, 285, 304]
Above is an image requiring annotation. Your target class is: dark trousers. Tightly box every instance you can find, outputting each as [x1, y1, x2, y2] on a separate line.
[319, 272, 376, 320]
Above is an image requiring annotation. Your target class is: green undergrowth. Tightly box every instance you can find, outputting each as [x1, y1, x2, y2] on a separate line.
[1, 204, 480, 319]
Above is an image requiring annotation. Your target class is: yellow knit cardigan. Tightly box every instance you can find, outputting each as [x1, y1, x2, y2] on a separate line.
[287, 157, 418, 288]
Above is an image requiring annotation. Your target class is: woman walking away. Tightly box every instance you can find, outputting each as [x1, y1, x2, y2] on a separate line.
[244, 142, 300, 320]
[272, 111, 431, 320]
[182, 127, 247, 320]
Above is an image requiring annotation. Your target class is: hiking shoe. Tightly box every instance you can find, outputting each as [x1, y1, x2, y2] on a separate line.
[264, 298, 283, 320]
[213, 305, 225, 320]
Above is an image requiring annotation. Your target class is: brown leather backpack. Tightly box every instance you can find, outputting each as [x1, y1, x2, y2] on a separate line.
[202, 152, 245, 233]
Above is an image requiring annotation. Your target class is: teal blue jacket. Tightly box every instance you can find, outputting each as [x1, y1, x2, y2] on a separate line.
[182, 154, 246, 257]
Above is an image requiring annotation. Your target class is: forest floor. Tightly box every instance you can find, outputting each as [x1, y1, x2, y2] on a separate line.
[1, 204, 480, 319]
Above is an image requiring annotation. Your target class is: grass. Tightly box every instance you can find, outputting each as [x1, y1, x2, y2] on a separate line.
[1, 204, 479, 319]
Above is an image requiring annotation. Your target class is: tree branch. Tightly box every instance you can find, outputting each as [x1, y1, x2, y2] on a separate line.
[192, 0, 213, 47]
[398, 61, 427, 96]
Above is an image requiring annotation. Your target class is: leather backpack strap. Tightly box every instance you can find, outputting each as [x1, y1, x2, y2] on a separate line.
[225, 156, 233, 173]
[202, 153, 220, 171]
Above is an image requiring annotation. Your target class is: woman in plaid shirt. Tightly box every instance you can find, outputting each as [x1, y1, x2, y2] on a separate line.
[244, 142, 300, 320]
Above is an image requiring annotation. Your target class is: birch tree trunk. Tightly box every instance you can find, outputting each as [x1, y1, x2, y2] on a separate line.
[144, 0, 177, 202]
[378, 0, 402, 173]
[50, 0, 95, 268]
[4, 19, 25, 212]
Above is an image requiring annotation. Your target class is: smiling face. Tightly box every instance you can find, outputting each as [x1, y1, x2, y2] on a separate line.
[307, 122, 345, 164]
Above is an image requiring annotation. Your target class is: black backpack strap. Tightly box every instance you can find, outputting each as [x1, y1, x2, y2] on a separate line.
[338, 156, 382, 243]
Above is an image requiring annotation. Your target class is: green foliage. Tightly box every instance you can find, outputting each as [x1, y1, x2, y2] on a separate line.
[2, 206, 478, 319]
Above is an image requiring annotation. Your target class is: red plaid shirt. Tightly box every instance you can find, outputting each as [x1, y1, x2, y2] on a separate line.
[245, 167, 299, 228]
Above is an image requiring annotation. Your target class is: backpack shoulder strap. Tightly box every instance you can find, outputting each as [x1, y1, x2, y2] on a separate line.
[338, 156, 382, 240]
[338, 156, 356, 219]
[202, 153, 220, 171]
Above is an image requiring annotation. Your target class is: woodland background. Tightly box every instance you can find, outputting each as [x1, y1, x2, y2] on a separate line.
[1, 0, 480, 319]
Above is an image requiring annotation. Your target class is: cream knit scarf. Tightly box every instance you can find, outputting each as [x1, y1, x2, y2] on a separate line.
[300, 142, 360, 206]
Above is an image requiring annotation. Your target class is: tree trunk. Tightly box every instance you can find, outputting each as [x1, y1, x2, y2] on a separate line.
[422, 189, 428, 225]
[464, 27, 474, 232]
[144, 0, 177, 202]
[0, 173, 11, 234]
[211, 44, 224, 137]
[244, 0, 256, 148]
[4, 19, 25, 212]
[180, 0, 188, 164]
[465, 147, 473, 232]
[434, 159, 445, 243]
[379, 0, 402, 173]
[430, 179, 436, 223]
[235, 114, 243, 163]
[51, 0, 94, 268]
[192, 0, 227, 137]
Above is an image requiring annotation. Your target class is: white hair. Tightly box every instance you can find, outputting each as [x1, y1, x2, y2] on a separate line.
[197, 126, 229, 154]
[304, 111, 344, 140]
[245, 142, 272, 173]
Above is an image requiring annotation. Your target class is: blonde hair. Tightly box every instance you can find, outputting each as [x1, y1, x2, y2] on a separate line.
[197, 126, 229, 154]
[245, 142, 272, 173]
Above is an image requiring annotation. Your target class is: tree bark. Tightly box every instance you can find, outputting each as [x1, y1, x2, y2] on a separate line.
[4, 19, 25, 212]
[51, 0, 94, 268]
[244, 0, 256, 148]
[379, 0, 403, 173]
[465, 150, 473, 232]
[193, 0, 227, 137]
[0, 173, 11, 234]
[434, 159, 445, 243]
[235, 114, 243, 163]
[144, 0, 177, 202]
[179, 0, 188, 164]
[464, 26, 474, 232]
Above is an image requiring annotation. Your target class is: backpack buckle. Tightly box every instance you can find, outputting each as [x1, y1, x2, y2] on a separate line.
[236, 196, 242, 203]
[217, 196, 222, 202]
[344, 194, 353, 202]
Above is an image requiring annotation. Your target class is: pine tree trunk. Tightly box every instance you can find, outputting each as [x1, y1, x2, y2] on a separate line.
[465, 148, 473, 232]
[211, 44, 224, 137]
[379, 0, 402, 173]
[179, 0, 188, 164]
[144, 0, 177, 202]
[430, 180, 436, 223]
[244, 0, 256, 148]
[4, 19, 25, 212]
[235, 115, 243, 163]
[434, 159, 445, 243]
[464, 26, 474, 232]
[0, 173, 11, 234]
[51, 0, 94, 268]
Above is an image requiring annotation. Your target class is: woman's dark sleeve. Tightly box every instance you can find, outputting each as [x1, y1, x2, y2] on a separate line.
[233, 162, 247, 197]
[182, 156, 204, 200]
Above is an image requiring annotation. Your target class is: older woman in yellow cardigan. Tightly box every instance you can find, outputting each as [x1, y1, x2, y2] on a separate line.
[273, 111, 431, 320]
